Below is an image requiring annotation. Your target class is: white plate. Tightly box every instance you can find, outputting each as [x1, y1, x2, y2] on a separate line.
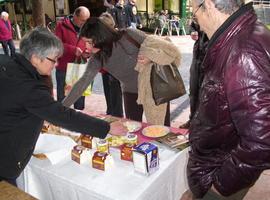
[142, 125, 170, 138]
[124, 121, 142, 132]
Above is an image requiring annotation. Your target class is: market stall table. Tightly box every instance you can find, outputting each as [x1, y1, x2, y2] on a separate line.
[17, 116, 189, 200]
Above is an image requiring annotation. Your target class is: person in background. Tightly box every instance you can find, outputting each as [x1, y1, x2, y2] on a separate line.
[99, 12, 123, 117]
[0, 11, 15, 57]
[104, 0, 117, 10]
[181, 0, 270, 199]
[158, 10, 167, 28]
[0, 28, 121, 186]
[125, 0, 142, 29]
[179, 22, 208, 129]
[62, 17, 182, 126]
[111, 0, 127, 29]
[164, 9, 170, 19]
[55, 6, 90, 110]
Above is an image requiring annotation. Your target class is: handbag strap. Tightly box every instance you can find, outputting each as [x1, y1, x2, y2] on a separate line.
[124, 32, 141, 49]
[155, 63, 177, 78]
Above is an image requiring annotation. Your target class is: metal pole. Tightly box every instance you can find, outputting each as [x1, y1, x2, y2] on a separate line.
[146, 0, 148, 27]
[53, 0, 56, 20]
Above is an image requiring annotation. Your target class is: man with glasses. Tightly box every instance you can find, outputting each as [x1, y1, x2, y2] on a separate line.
[55, 6, 90, 110]
[181, 0, 270, 199]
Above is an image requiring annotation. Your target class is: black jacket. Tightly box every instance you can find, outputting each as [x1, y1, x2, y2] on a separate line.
[111, 5, 127, 29]
[124, 2, 141, 27]
[189, 22, 208, 119]
[0, 54, 110, 179]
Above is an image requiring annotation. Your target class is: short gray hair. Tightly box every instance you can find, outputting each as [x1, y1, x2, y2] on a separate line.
[20, 27, 63, 60]
[194, 0, 244, 15]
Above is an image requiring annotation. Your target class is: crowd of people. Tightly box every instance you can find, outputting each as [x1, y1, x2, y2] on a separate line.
[1, 0, 270, 199]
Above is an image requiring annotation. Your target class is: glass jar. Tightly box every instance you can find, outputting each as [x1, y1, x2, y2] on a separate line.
[97, 139, 109, 153]
[126, 133, 138, 145]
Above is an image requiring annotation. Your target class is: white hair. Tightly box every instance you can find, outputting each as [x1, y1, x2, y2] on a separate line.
[1, 11, 9, 18]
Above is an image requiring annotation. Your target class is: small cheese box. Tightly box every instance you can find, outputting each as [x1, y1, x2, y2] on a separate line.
[132, 142, 159, 175]
[71, 145, 92, 164]
[80, 134, 93, 149]
[92, 151, 114, 171]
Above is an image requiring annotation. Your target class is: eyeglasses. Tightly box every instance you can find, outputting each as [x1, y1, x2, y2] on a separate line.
[192, 0, 205, 24]
[46, 57, 57, 64]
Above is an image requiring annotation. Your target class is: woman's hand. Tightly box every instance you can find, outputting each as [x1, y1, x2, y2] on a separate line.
[180, 190, 195, 200]
[137, 54, 151, 65]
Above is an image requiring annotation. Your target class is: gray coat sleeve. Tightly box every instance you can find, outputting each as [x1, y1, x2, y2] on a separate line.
[62, 57, 101, 107]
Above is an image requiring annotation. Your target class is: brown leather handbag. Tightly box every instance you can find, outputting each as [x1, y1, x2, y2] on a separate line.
[124, 32, 186, 105]
[151, 62, 186, 105]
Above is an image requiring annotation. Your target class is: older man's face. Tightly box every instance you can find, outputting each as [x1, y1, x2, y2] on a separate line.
[74, 10, 90, 28]
[3, 15, 8, 21]
[191, 0, 208, 32]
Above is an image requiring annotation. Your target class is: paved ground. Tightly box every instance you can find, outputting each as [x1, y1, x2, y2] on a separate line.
[2, 36, 270, 199]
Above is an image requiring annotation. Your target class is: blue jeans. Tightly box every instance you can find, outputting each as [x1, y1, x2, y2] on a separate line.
[1, 39, 15, 57]
[55, 69, 85, 110]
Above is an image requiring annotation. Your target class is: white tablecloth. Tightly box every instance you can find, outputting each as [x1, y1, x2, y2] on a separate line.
[17, 141, 189, 200]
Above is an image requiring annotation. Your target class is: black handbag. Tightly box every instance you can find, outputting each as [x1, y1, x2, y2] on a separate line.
[151, 62, 186, 105]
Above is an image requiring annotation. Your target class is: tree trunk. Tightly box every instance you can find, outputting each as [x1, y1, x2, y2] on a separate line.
[32, 0, 45, 27]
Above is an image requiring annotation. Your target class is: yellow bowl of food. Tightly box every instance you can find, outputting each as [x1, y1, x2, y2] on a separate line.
[142, 125, 170, 138]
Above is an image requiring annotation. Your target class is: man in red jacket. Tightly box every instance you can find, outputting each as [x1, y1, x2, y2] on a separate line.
[181, 0, 270, 200]
[55, 6, 90, 110]
[0, 11, 15, 57]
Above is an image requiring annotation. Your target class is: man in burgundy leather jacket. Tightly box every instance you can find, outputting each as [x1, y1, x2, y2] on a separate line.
[181, 1, 270, 199]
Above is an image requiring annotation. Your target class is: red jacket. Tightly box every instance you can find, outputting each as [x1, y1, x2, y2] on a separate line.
[0, 18, 12, 41]
[55, 16, 88, 71]
[188, 3, 270, 198]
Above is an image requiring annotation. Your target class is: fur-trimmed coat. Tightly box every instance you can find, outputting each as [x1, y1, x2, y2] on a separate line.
[135, 35, 182, 125]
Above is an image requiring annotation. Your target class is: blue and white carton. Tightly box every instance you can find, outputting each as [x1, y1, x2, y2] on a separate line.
[132, 142, 159, 175]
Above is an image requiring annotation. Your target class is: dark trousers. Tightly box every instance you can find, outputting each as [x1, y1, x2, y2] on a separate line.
[1, 39, 15, 57]
[56, 69, 85, 110]
[0, 177, 17, 187]
[102, 72, 123, 117]
[123, 92, 171, 126]
[200, 188, 249, 200]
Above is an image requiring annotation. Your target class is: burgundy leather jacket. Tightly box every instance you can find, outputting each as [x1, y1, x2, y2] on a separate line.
[188, 3, 270, 198]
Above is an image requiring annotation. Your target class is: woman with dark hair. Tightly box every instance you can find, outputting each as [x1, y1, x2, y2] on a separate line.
[62, 17, 182, 125]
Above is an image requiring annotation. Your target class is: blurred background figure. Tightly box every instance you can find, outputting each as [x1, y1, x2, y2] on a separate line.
[125, 0, 142, 29]
[104, 0, 118, 11]
[0, 11, 15, 57]
[158, 10, 167, 28]
[54, 6, 90, 110]
[110, 0, 128, 29]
